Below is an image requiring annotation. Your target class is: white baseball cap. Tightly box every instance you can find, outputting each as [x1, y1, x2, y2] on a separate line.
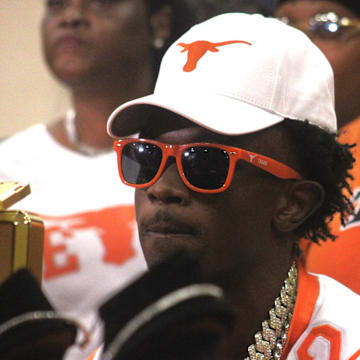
[107, 13, 336, 138]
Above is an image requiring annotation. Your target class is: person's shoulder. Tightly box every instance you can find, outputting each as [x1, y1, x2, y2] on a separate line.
[0, 124, 47, 151]
[0, 124, 52, 180]
[286, 263, 360, 358]
[315, 271, 360, 306]
[310, 272, 360, 332]
[288, 272, 360, 358]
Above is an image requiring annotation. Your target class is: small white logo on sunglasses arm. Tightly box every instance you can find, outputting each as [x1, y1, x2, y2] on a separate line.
[257, 158, 268, 167]
[249, 154, 256, 163]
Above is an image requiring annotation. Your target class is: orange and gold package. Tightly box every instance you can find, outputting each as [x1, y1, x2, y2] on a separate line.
[0, 182, 44, 285]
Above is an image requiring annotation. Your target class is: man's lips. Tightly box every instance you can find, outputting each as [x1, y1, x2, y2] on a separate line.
[145, 222, 197, 237]
[142, 211, 198, 238]
[139, 212, 205, 268]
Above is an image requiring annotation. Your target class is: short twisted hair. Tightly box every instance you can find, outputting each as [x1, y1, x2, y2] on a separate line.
[281, 119, 354, 243]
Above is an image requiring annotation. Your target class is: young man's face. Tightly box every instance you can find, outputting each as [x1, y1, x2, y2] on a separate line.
[134, 109, 295, 285]
[275, 0, 360, 128]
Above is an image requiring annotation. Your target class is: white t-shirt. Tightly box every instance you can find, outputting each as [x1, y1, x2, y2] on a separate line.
[0, 124, 147, 360]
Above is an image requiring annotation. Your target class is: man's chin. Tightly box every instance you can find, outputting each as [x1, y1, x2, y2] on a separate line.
[144, 249, 179, 270]
[141, 236, 193, 269]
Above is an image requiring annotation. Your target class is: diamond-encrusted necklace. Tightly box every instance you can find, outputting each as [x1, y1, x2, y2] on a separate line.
[245, 262, 298, 360]
[64, 108, 110, 157]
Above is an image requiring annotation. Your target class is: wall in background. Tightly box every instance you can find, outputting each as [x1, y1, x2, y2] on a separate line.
[0, 0, 69, 138]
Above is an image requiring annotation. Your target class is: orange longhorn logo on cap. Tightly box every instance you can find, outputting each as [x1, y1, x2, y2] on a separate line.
[177, 40, 252, 72]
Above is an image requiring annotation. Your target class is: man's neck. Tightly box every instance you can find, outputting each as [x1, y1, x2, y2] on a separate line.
[216, 257, 295, 359]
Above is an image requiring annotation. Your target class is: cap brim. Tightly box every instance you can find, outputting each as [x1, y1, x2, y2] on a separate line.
[107, 92, 284, 138]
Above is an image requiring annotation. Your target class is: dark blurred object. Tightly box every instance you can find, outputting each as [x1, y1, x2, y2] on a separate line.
[150, 0, 197, 81]
[0, 182, 44, 285]
[99, 250, 235, 360]
[257, 0, 278, 15]
[0, 269, 84, 360]
[187, 0, 271, 23]
[275, 0, 360, 16]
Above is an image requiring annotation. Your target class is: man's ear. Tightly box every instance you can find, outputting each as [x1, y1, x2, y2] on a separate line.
[150, 5, 172, 49]
[273, 181, 325, 233]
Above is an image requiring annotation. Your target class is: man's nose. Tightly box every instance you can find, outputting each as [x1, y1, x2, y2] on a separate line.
[146, 160, 191, 205]
[60, 0, 88, 28]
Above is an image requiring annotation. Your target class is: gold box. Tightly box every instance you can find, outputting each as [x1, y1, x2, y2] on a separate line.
[0, 210, 44, 285]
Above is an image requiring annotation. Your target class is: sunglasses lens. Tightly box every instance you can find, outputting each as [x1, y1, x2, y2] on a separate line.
[182, 146, 229, 190]
[122, 142, 162, 185]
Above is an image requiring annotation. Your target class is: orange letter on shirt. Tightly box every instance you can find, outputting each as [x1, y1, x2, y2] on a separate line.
[44, 229, 80, 278]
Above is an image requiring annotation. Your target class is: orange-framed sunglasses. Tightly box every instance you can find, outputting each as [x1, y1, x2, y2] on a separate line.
[113, 138, 302, 194]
